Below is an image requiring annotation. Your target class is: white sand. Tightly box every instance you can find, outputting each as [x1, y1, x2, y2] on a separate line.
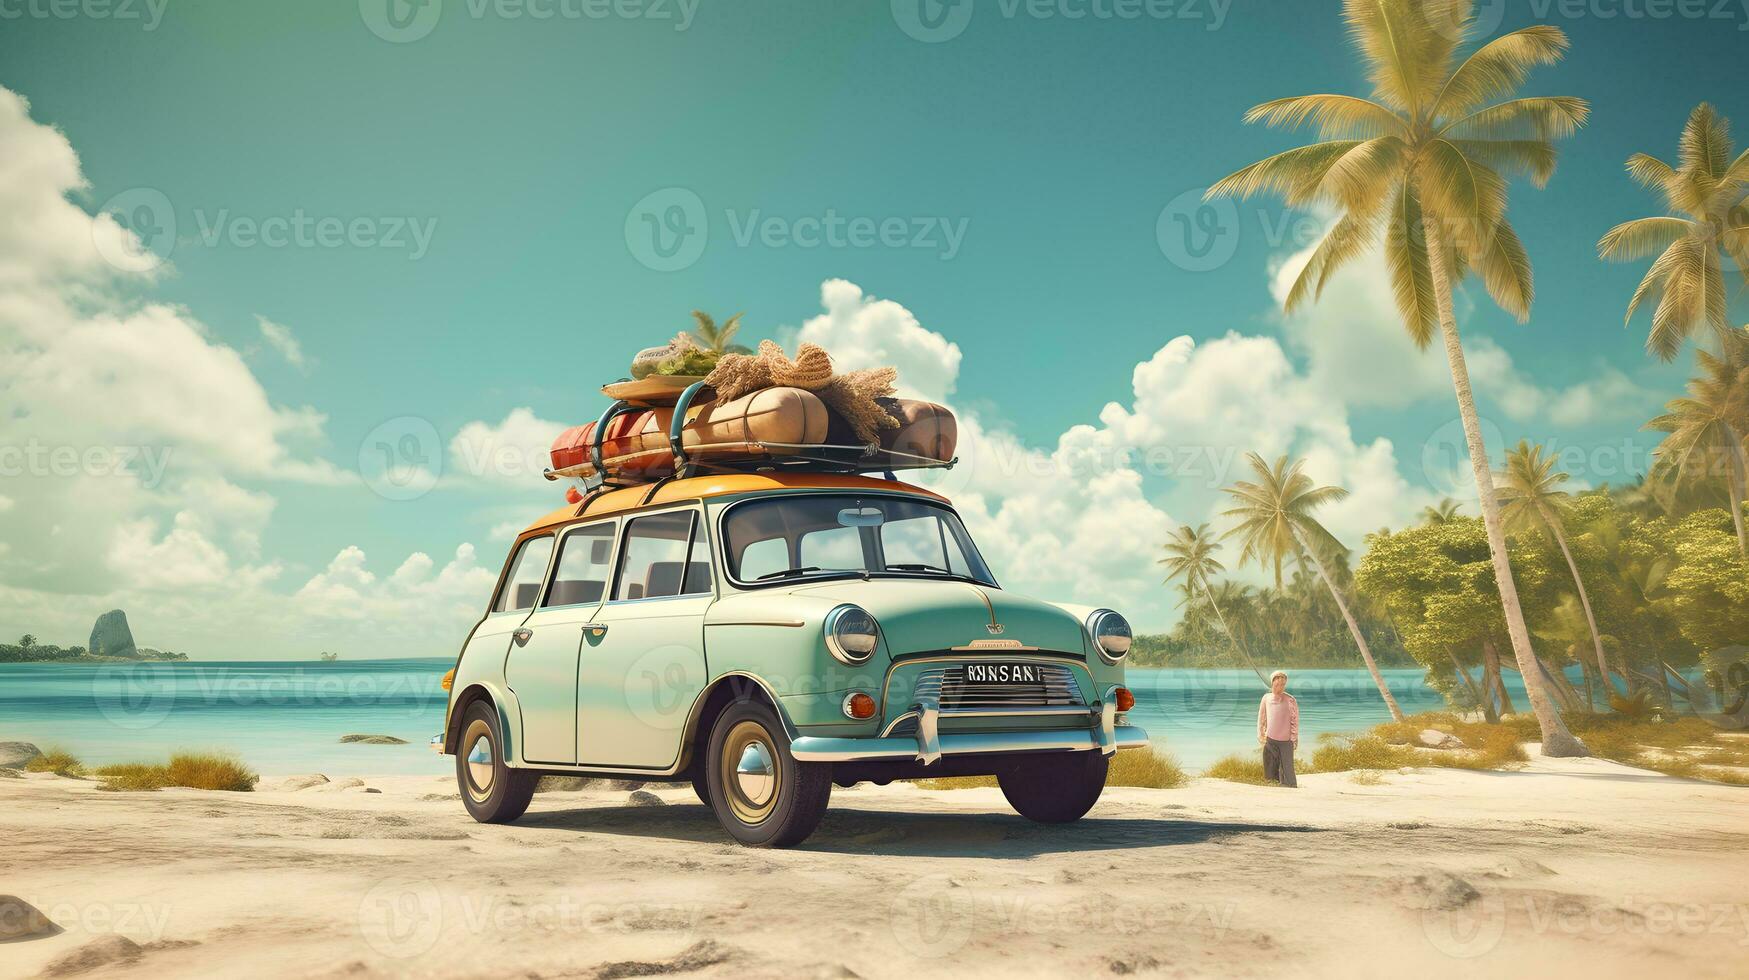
[2, 749, 1745, 979]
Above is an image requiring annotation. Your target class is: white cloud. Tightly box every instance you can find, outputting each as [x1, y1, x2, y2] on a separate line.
[256, 315, 310, 371]
[1269, 234, 1658, 428]
[448, 407, 567, 487]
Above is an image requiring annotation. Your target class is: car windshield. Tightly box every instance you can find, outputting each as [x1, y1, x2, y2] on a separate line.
[721, 494, 996, 587]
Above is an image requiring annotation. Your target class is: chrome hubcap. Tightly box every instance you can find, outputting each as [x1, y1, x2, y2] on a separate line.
[464, 730, 494, 800]
[721, 720, 781, 825]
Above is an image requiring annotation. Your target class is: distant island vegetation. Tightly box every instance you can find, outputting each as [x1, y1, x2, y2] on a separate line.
[0, 609, 189, 663]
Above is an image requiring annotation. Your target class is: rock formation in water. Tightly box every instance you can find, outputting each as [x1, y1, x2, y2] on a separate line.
[88, 609, 138, 658]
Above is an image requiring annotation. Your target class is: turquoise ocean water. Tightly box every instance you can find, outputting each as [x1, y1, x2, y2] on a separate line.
[0, 661, 1540, 774]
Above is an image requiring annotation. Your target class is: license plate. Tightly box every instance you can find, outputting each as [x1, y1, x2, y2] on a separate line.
[962, 663, 1043, 684]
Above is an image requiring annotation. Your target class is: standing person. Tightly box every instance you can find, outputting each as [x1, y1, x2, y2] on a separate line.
[1258, 670, 1299, 787]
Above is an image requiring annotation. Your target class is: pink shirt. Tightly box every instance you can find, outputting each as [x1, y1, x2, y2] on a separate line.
[1258, 693, 1299, 742]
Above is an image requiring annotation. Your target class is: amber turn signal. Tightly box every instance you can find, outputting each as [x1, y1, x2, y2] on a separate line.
[440, 668, 455, 692]
[843, 692, 877, 720]
[1114, 687, 1135, 712]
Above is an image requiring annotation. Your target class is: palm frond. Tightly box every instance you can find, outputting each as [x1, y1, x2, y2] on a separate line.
[1624, 153, 1683, 199]
[1434, 25, 1570, 117]
[1384, 182, 1439, 347]
[1679, 102, 1732, 180]
[1318, 136, 1408, 214]
[1468, 217, 1534, 321]
[1444, 97, 1589, 141]
[1206, 141, 1364, 206]
[1450, 139, 1558, 187]
[1597, 216, 1693, 262]
[1283, 209, 1382, 314]
[1243, 94, 1405, 139]
[1344, 0, 1448, 113]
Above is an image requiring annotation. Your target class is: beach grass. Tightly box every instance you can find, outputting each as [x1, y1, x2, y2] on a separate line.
[1515, 713, 1749, 786]
[25, 747, 84, 776]
[92, 753, 258, 792]
[915, 747, 1188, 790]
[1201, 754, 1273, 785]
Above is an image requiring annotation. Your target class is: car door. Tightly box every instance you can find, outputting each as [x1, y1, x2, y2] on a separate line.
[577, 507, 713, 769]
[504, 520, 616, 766]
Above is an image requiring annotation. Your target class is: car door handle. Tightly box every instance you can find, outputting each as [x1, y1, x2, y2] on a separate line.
[512, 628, 532, 647]
[584, 624, 608, 637]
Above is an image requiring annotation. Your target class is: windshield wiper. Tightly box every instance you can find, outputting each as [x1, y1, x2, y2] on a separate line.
[754, 566, 825, 581]
[883, 563, 981, 582]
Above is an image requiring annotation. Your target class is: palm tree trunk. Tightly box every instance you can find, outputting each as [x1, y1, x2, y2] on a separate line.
[1447, 649, 1494, 721]
[1724, 428, 1749, 557]
[1294, 529, 1405, 721]
[1426, 239, 1587, 757]
[1196, 573, 1270, 687]
[1483, 637, 1516, 716]
[1541, 505, 1612, 699]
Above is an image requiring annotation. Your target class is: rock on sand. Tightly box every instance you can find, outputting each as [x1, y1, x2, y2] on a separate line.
[278, 774, 330, 791]
[1418, 729, 1465, 750]
[0, 894, 57, 940]
[0, 741, 42, 769]
[627, 790, 665, 806]
[339, 734, 408, 745]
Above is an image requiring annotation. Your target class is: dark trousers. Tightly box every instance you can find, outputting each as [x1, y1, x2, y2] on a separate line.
[1263, 738, 1297, 787]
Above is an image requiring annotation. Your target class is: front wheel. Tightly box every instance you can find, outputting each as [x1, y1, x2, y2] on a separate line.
[998, 751, 1108, 823]
[456, 699, 538, 823]
[705, 699, 831, 847]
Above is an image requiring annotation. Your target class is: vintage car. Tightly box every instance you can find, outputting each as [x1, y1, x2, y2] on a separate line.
[436, 471, 1147, 847]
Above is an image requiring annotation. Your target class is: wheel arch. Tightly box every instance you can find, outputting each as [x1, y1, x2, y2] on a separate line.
[445, 682, 517, 762]
[679, 672, 793, 775]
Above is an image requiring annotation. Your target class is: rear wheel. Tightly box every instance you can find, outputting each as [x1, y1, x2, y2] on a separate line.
[998, 751, 1108, 823]
[705, 699, 831, 847]
[456, 700, 538, 823]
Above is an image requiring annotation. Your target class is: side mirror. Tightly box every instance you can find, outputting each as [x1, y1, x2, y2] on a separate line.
[837, 507, 885, 528]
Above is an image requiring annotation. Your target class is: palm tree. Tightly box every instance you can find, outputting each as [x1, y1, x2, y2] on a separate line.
[689, 311, 751, 354]
[1496, 440, 1610, 698]
[1598, 103, 1749, 360]
[1158, 525, 1269, 686]
[1222, 453, 1404, 721]
[1206, 0, 1587, 755]
[1646, 349, 1749, 555]
[1421, 498, 1464, 524]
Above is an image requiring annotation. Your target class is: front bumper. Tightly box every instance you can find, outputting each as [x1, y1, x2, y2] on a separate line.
[789, 695, 1149, 764]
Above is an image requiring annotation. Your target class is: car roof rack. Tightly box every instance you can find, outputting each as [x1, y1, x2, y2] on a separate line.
[560, 381, 957, 489]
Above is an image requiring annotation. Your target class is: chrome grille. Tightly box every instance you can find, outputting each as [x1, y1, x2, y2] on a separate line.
[917, 664, 1084, 709]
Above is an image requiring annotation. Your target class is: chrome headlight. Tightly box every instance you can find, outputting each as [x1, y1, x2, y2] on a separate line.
[1086, 609, 1132, 664]
[824, 604, 880, 665]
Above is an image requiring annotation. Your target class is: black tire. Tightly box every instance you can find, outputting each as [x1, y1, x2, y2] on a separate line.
[704, 699, 831, 847]
[456, 699, 538, 824]
[689, 763, 712, 807]
[998, 751, 1108, 823]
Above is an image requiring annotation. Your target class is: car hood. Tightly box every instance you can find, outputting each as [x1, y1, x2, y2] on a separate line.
[785, 578, 1090, 657]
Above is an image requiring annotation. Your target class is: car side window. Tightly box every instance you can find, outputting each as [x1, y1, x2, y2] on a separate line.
[494, 535, 554, 613]
[615, 511, 711, 601]
[543, 522, 616, 608]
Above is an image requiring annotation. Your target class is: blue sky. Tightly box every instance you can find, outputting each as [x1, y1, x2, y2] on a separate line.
[1, 1, 1745, 656]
